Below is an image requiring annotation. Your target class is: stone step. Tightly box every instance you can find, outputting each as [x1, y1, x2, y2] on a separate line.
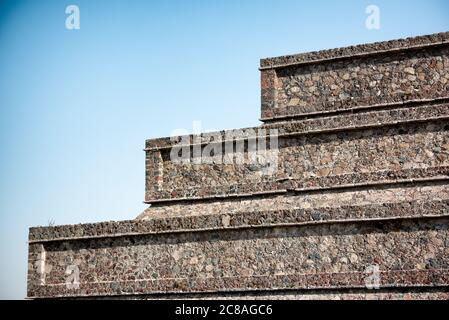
[27, 198, 449, 298]
[28, 179, 449, 241]
[145, 116, 449, 203]
[146, 100, 449, 150]
[260, 32, 449, 121]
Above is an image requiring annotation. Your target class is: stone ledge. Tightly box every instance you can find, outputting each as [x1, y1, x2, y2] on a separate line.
[145, 167, 449, 203]
[139, 181, 449, 218]
[145, 100, 449, 151]
[29, 198, 449, 243]
[28, 217, 449, 299]
[28, 269, 449, 299]
[260, 97, 449, 123]
[261, 35, 449, 120]
[260, 32, 449, 69]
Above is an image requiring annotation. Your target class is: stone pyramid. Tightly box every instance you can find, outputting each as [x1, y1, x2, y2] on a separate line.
[28, 32, 449, 299]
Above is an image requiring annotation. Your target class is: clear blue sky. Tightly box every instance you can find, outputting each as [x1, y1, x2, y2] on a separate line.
[0, 0, 448, 299]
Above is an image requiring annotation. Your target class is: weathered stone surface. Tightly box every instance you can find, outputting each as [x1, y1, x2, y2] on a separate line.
[28, 198, 449, 242]
[145, 120, 449, 202]
[145, 102, 449, 149]
[260, 32, 449, 69]
[28, 217, 449, 298]
[30, 218, 449, 296]
[260, 32, 449, 120]
[140, 183, 449, 219]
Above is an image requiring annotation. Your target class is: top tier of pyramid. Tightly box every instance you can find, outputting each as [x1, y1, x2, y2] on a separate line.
[143, 32, 449, 204]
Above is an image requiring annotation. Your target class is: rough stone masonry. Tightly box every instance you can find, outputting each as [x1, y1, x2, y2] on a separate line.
[28, 32, 449, 299]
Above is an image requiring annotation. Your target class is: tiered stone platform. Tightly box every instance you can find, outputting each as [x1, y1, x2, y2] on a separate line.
[27, 32, 449, 299]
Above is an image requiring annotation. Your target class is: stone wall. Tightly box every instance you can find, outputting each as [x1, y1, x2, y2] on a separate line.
[28, 216, 449, 298]
[145, 108, 449, 202]
[27, 32, 449, 299]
